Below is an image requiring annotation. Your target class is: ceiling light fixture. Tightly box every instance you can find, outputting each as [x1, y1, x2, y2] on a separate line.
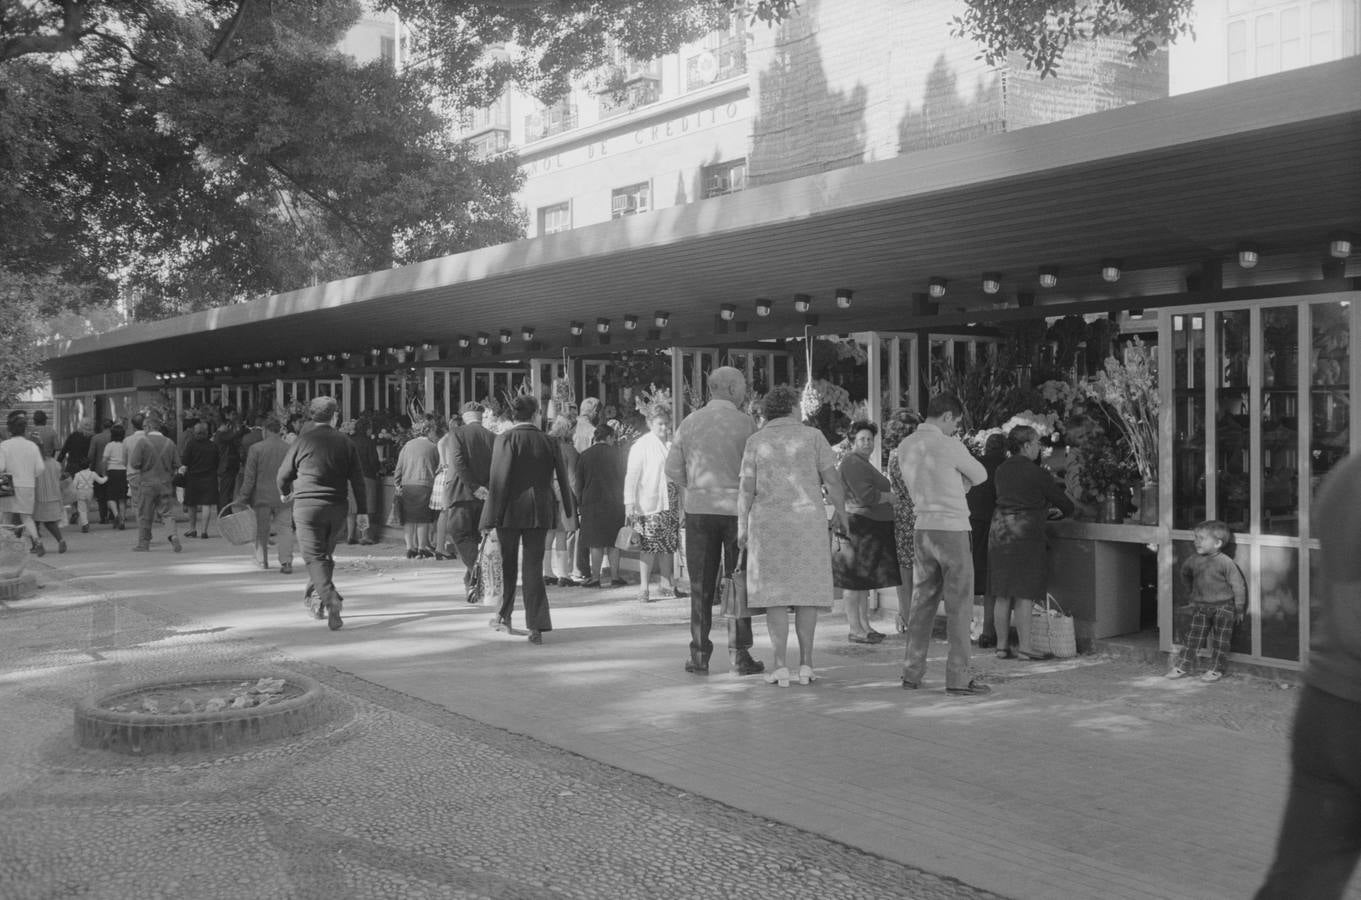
[476, 332, 490, 346]
[1237, 243, 1259, 269]
[793, 293, 811, 313]
[457, 335, 471, 349]
[570, 321, 584, 336]
[982, 273, 1001, 295]
[927, 277, 947, 299]
[521, 327, 535, 342]
[1330, 233, 1353, 259]
[835, 288, 853, 309]
[1038, 266, 1058, 289]
[719, 303, 736, 321]
[623, 315, 638, 331]
[653, 311, 669, 328]
[1101, 259, 1123, 283]
[499, 329, 512, 344]
[755, 298, 772, 317]
[596, 318, 610, 334]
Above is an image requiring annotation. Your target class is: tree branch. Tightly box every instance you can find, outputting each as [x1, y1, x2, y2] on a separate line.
[264, 158, 389, 260]
[208, 0, 252, 63]
[0, 0, 89, 61]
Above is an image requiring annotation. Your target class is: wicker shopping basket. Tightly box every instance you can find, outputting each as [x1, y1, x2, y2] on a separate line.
[217, 502, 258, 546]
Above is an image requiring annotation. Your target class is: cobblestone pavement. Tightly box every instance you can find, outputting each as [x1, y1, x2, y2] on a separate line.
[1, 582, 1001, 900]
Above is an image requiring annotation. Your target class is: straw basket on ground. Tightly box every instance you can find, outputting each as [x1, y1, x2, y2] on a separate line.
[217, 502, 257, 546]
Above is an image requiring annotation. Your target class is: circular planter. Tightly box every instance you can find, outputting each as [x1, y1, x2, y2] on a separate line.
[74, 673, 325, 756]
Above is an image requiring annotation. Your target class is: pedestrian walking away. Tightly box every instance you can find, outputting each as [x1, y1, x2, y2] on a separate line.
[234, 417, 294, 574]
[276, 396, 369, 631]
[126, 414, 182, 553]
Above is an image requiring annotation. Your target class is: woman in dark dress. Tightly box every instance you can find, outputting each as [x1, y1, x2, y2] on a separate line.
[180, 421, 220, 538]
[833, 420, 900, 643]
[574, 424, 627, 587]
[988, 425, 1075, 660]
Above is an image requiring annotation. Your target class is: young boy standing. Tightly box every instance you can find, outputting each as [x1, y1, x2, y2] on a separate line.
[1169, 519, 1248, 682]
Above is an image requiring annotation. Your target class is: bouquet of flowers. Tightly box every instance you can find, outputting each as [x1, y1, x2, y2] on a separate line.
[965, 409, 1061, 457]
[1079, 338, 1159, 484]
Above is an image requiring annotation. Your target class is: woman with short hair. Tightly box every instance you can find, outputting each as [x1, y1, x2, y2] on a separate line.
[738, 385, 849, 686]
[833, 420, 900, 644]
[0, 412, 47, 554]
[575, 424, 627, 587]
[624, 407, 683, 601]
[989, 424, 1075, 660]
[393, 419, 440, 558]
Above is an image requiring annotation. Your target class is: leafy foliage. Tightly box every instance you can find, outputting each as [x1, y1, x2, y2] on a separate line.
[951, 0, 1196, 78]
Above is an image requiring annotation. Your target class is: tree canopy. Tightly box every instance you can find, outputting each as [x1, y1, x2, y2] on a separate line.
[0, 0, 1193, 404]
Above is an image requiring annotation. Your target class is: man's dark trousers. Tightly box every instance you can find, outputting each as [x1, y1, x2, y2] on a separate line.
[496, 527, 551, 632]
[685, 513, 753, 661]
[449, 500, 484, 589]
[293, 501, 347, 607]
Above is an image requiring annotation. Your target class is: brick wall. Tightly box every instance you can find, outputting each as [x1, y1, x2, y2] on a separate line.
[747, 0, 1168, 185]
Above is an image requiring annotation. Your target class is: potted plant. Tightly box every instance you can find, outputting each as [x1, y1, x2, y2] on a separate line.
[1076, 430, 1139, 523]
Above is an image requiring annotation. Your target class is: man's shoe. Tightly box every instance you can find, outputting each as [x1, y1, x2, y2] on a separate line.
[1165, 667, 1187, 679]
[901, 677, 920, 690]
[543, 576, 559, 586]
[358, 538, 376, 545]
[1201, 670, 1224, 683]
[326, 599, 343, 631]
[133, 544, 150, 552]
[280, 563, 292, 574]
[81, 524, 89, 533]
[848, 633, 875, 644]
[684, 652, 710, 675]
[169, 535, 182, 553]
[347, 537, 359, 545]
[33, 543, 45, 557]
[579, 577, 601, 588]
[305, 586, 324, 619]
[733, 653, 765, 676]
[490, 616, 509, 633]
[58, 540, 67, 554]
[609, 578, 629, 588]
[184, 531, 198, 538]
[528, 629, 542, 644]
[977, 634, 997, 649]
[946, 681, 993, 697]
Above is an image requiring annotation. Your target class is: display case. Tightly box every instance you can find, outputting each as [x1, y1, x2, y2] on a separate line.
[1162, 294, 1355, 666]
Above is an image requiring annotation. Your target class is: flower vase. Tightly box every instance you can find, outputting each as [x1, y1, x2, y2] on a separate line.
[1099, 494, 1125, 524]
[1137, 481, 1159, 526]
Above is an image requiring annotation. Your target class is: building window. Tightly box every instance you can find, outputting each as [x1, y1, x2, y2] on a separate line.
[538, 202, 572, 235]
[525, 98, 578, 141]
[685, 17, 748, 91]
[467, 129, 509, 157]
[701, 159, 747, 198]
[380, 36, 395, 67]
[1226, 0, 1357, 82]
[610, 182, 651, 218]
[459, 96, 512, 135]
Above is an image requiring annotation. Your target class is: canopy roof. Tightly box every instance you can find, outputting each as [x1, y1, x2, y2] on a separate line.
[46, 57, 1361, 381]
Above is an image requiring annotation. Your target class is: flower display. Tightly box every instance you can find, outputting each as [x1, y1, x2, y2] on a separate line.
[965, 409, 1060, 457]
[1079, 338, 1159, 484]
[799, 378, 852, 421]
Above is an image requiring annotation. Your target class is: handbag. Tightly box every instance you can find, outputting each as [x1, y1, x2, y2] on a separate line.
[476, 529, 503, 605]
[718, 548, 751, 619]
[614, 523, 641, 552]
[429, 465, 451, 511]
[387, 492, 404, 527]
[0, 472, 13, 498]
[1029, 593, 1078, 659]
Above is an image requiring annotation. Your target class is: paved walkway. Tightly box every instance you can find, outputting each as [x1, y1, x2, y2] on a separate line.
[0, 523, 1349, 899]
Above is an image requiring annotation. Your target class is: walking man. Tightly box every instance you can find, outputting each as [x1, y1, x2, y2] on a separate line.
[896, 393, 991, 696]
[127, 414, 182, 553]
[666, 366, 765, 677]
[235, 418, 294, 574]
[276, 397, 368, 631]
[123, 412, 147, 516]
[448, 401, 495, 601]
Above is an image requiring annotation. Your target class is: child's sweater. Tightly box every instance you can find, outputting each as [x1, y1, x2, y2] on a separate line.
[72, 469, 108, 498]
[1180, 551, 1247, 612]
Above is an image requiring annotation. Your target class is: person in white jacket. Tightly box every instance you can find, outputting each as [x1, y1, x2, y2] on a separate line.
[624, 409, 684, 602]
[0, 413, 48, 554]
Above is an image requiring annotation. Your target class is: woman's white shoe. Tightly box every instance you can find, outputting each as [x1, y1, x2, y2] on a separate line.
[797, 665, 816, 685]
[764, 666, 790, 687]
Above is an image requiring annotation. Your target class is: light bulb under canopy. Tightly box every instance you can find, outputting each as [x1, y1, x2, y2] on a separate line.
[1100, 259, 1122, 283]
[793, 293, 811, 313]
[927, 277, 947, 299]
[835, 288, 853, 309]
[981, 273, 1001, 295]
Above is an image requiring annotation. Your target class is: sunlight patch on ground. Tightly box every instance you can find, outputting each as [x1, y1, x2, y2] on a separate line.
[1072, 713, 1151, 735]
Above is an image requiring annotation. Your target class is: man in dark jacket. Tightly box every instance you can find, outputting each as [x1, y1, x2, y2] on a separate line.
[479, 395, 575, 644]
[966, 433, 1007, 648]
[447, 401, 495, 599]
[277, 397, 368, 631]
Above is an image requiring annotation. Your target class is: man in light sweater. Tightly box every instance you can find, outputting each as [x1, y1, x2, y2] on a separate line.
[896, 393, 991, 696]
[666, 367, 765, 676]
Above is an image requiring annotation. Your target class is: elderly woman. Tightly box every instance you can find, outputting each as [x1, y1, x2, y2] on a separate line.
[738, 385, 849, 687]
[1, 412, 47, 555]
[543, 416, 581, 586]
[989, 424, 1075, 660]
[573, 397, 602, 454]
[393, 418, 440, 558]
[624, 406, 683, 601]
[834, 420, 900, 644]
[575, 423, 627, 588]
[882, 408, 923, 631]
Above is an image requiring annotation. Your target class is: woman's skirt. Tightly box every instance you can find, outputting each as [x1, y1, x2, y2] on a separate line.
[0, 487, 36, 517]
[832, 514, 902, 591]
[104, 469, 128, 503]
[636, 483, 680, 553]
[428, 467, 452, 511]
[399, 484, 436, 524]
[580, 499, 625, 549]
[987, 510, 1048, 600]
[184, 474, 217, 506]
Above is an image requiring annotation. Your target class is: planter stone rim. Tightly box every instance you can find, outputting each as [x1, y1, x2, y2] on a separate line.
[74, 671, 323, 728]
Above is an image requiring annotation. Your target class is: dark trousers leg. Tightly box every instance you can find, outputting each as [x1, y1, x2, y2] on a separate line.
[496, 527, 522, 624]
[218, 470, 237, 513]
[574, 526, 591, 578]
[971, 518, 994, 639]
[1256, 686, 1361, 899]
[497, 527, 551, 632]
[449, 502, 484, 588]
[294, 502, 346, 606]
[686, 514, 745, 658]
